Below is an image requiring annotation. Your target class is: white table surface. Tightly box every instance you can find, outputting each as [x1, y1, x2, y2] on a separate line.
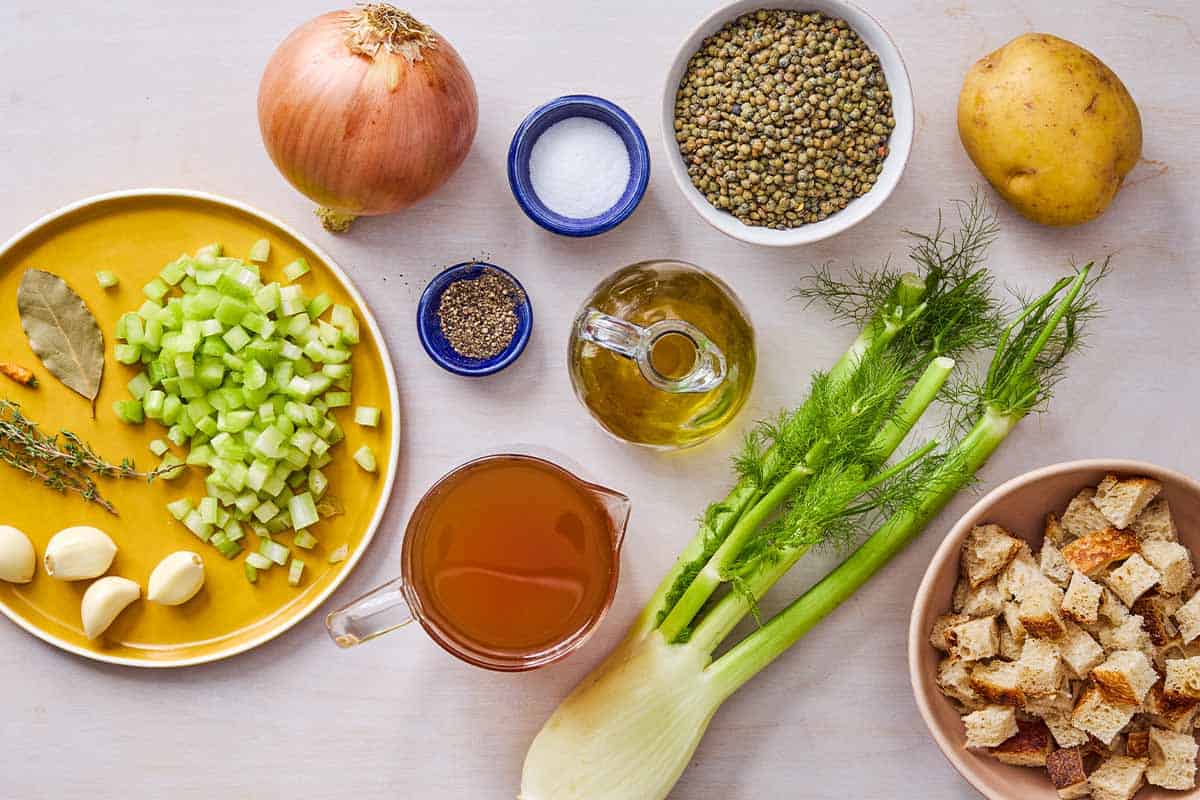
[2, 0, 1198, 797]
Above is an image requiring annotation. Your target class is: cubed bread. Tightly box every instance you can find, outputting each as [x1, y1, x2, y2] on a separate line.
[1045, 512, 1072, 547]
[1164, 657, 1200, 700]
[1174, 590, 1200, 644]
[1062, 571, 1103, 625]
[930, 613, 971, 652]
[1002, 601, 1027, 644]
[1019, 583, 1068, 639]
[1026, 681, 1076, 717]
[1018, 637, 1064, 698]
[1105, 554, 1161, 607]
[1099, 616, 1154, 661]
[1041, 541, 1074, 587]
[1141, 540, 1192, 595]
[1094, 474, 1162, 530]
[1062, 488, 1112, 538]
[970, 660, 1026, 706]
[946, 617, 999, 662]
[1047, 746, 1090, 799]
[990, 718, 1053, 767]
[998, 543, 1050, 601]
[1132, 497, 1178, 543]
[1091, 650, 1160, 705]
[1042, 710, 1091, 749]
[1100, 588, 1132, 626]
[1132, 594, 1179, 647]
[962, 704, 1020, 748]
[1088, 754, 1148, 800]
[1126, 728, 1150, 757]
[960, 579, 1005, 618]
[1072, 684, 1138, 745]
[937, 656, 983, 709]
[999, 627, 1022, 661]
[1146, 683, 1200, 732]
[1146, 726, 1199, 790]
[1060, 621, 1106, 678]
[1062, 528, 1141, 576]
[962, 524, 1024, 588]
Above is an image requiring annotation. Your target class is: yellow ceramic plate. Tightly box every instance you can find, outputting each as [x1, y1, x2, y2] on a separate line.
[0, 189, 399, 667]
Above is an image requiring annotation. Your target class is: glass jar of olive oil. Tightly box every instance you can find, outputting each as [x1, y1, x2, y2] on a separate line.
[568, 260, 755, 449]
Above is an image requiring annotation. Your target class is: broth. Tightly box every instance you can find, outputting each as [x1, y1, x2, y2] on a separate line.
[410, 457, 616, 655]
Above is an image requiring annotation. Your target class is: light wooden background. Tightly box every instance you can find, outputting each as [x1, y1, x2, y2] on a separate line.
[1, 0, 1197, 797]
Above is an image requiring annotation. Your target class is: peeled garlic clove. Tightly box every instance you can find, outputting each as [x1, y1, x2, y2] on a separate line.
[81, 576, 140, 639]
[147, 551, 205, 606]
[0, 525, 36, 583]
[44, 526, 116, 581]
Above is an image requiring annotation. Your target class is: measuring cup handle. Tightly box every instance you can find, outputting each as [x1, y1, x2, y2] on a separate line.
[325, 577, 414, 648]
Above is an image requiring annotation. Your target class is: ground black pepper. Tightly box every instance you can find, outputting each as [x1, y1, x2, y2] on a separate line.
[436, 270, 522, 359]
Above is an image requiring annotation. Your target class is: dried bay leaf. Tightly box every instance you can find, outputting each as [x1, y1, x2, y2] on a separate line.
[17, 269, 104, 411]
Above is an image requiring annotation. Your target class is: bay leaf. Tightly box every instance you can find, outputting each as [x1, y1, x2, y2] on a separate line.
[17, 269, 104, 411]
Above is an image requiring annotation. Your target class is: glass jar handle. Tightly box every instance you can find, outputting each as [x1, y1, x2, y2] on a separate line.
[576, 309, 726, 394]
[325, 577, 413, 648]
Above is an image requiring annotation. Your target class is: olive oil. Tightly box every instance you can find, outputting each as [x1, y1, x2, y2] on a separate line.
[569, 260, 756, 449]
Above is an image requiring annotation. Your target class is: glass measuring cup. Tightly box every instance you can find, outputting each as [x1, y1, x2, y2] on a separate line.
[326, 454, 631, 672]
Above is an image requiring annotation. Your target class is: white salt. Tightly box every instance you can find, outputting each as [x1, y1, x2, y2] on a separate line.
[528, 117, 631, 219]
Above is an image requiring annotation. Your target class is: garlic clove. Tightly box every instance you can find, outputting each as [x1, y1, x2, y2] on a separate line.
[147, 551, 205, 606]
[81, 576, 140, 640]
[0, 525, 36, 584]
[44, 526, 116, 581]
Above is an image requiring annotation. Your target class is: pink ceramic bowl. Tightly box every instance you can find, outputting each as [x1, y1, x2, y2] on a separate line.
[909, 459, 1200, 800]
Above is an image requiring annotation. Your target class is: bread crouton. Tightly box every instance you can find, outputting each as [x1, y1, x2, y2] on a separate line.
[1146, 726, 1199, 790]
[1088, 754, 1148, 800]
[1099, 588, 1132, 626]
[998, 543, 1050, 601]
[1140, 541, 1192, 596]
[1018, 637, 1064, 698]
[998, 627, 1021, 661]
[1146, 683, 1200, 732]
[1173, 590, 1200, 644]
[962, 524, 1024, 588]
[962, 704, 1020, 748]
[990, 718, 1053, 766]
[1091, 650, 1160, 705]
[1062, 571, 1103, 625]
[1072, 684, 1138, 745]
[957, 578, 1005, 618]
[1125, 729, 1150, 757]
[1047, 746, 1090, 799]
[937, 656, 983, 709]
[970, 660, 1025, 706]
[1099, 616, 1154, 661]
[946, 617, 999, 662]
[1041, 541, 1073, 587]
[930, 613, 971, 652]
[1094, 474, 1162, 530]
[1164, 657, 1200, 701]
[1062, 488, 1112, 538]
[1042, 710, 1091, 749]
[1045, 512, 1072, 547]
[1105, 554, 1161, 608]
[1059, 621, 1106, 678]
[1062, 528, 1141, 576]
[1131, 594, 1179, 647]
[1026, 681, 1076, 717]
[1019, 583, 1068, 639]
[1131, 497, 1178, 543]
[1002, 601, 1027, 643]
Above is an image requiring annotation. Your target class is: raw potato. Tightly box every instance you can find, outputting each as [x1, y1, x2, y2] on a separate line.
[0, 525, 36, 583]
[957, 33, 1142, 227]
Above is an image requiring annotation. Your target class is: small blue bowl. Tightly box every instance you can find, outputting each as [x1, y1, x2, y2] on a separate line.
[507, 94, 651, 237]
[417, 262, 533, 377]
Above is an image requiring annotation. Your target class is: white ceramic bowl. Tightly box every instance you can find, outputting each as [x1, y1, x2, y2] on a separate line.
[661, 0, 914, 247]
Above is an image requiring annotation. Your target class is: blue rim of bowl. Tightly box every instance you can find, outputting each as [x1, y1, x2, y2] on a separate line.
[507, 94, 651, 237]
[417, 262, 533, 377]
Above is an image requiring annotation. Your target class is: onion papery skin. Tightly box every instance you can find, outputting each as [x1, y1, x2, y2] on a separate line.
[257, 9, 478, 222]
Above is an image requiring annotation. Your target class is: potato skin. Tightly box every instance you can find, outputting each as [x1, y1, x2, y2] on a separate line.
[958, 33, 1142, 227]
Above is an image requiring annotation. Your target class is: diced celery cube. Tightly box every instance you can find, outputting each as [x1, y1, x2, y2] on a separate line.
[282, 258, 310, 283]
[159, 257, 188, 286]
[167, 498, 193, 520]
[293, 530, 318, 550]
[307, 293, 332, 319]
[328, 544, 349, 564]
[287, 559, 305, 586]
[158, 454, 185, 480]
[325, 392, 352, 408]
[113, 399, 144, 424]
[248, 238, 270, 263]
[246, 552, 272, 571]
[353, 445, 377, 473]
[143, 278, 169, 301]
[354, 406, 381, 427]
[96, 270, 119, 289]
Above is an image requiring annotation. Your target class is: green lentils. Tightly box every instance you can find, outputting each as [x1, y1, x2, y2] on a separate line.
[673, 10, 896, 229]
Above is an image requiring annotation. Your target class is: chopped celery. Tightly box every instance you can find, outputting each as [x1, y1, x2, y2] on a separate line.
[183, 510, 213, 541]
[248, 238, 271, 263]
[245, 552, 272, 571]
[328, 544, 349, 564]
[244, 562, 259, 583]
[293, 530, 318, 550]
[149, 439, 170, 457]
[354, 406, 381, 427]
[127, 372, 151, 400]
[307, 293, 332, 319]
[167, 498, 193, 520]
[260, 538, 290, 566]
[325, 392, 352, 408]
[353, 446, 377, 473]
[287, 559, 305, 586]
[289, 492, 319, 530]
[96, 270, 119, 289]
[113, 399, 144, 424]
[143, 278, 170, 301]
[199, 496, 218, 525]
[282, 258, 310, 282]
[159, 454, 185, 479]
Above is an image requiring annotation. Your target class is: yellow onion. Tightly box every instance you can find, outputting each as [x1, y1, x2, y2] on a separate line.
[258, 4, 478, 232]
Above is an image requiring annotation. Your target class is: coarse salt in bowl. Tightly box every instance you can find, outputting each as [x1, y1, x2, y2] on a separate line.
[508, 95, 651, 237]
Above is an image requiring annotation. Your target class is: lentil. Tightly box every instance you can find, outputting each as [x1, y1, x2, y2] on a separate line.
[437, 271, 522, 360]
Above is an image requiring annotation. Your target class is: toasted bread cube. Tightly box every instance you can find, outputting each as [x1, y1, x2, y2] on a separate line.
[1027, 679, 1076, 717]
[1043, 710, 1091, 749]
[1099, 615, 1155, 661]
[997, 543, 1049, 601]
[990, 718, 1053, 767]
[1072, 684, 1138, 745]
[946, 617, 999, 662]
[1041, 541, 1073, 587]
[1062, 571, 1103, 625]
[1132, 594, 1180, 647]
[1060, 621, 1106, 678]
[1126, 729, 1150, 757]
[1062, 528, 1141, 576]
[1047, 746, 1090, 798]
[1088, 754, 1148, 800]
[1045, 512, 1072, 547]
[1092, 650, 1160, 705]
[1146, 726, 1199, 790]
[1095, 474, 1162, 530]
[970, 660, 1025, 706]
[1018, 637, 1064, 698]
[929, 613, 971, 652]
[1019, 583, 1068, 639]
[1164, 657, 1200, 700]
[1141, 541, 1192, 596]
[963, 704, 1020, 748]
[998, 627, 1022, 661]
[937, 656, 983, 709]
[1062, 488, 1112, 538]
[1105, 554, 1161, 608]
[1132, 497, 1177, 543]
[1174, 590, 1200, 644]
[1146, 683, 1200, 732]
[960, 579, 1005, 618]
[962, 524, 1024, 588]
[1099, 588, 1132, 625]
[1002, 601, 1027, 643]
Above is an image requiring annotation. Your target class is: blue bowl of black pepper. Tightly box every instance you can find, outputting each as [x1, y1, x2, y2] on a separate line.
[417, 262, 533, 377]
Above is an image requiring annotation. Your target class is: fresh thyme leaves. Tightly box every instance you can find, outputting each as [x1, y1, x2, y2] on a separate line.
[0, 400, 174, 514]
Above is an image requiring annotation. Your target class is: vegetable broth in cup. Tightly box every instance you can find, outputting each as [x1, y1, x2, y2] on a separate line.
[326, 454, 630, 671]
